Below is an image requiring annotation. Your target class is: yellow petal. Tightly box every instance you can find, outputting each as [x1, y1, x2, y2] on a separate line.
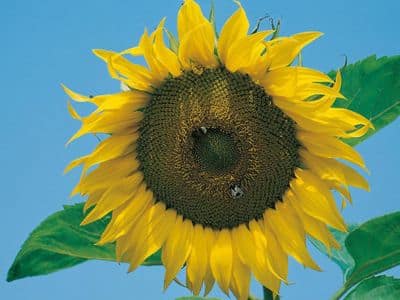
[301, 149, 369, 191]
[273, 99, 346, 136]
[231, 224, 256, 268]
[248, 220, 282, 293]
[297, 131, 366, 169]
[265, 200, 321, 270]
[62, 85, 103, 106]
[209, 229, 233, 295]
[323, 108, 374, 138]
[64, 155, 89, 174]
[178, 21, 217, 69]
[300, 149, 346, 183]
[96, 91, 149, 112]
[261, 66, 333, 98]
[162, 215, 193, 289]
[264, 32, 322, 70]
[132, 207, 176, 266]
[144, 208, 177, 256]
[218, 4, 249, 64]
[93, 49, 155, 91]
[273, 97, 362, 138]
[138, 28, 169, 82]
[230, 250, 251, 300]
[71, 133, 137, 172]
[83, 189, 105, 212]
[225, 30, 273, 73]
[177, 0, 208, 40]
[124, 204, 176, 271]
[74, 154, 139, 196]
[263, 222, 289, 282]
[291, 168, 347, 232]
[311, 70, 343, 111]
[67, 101, 82, 120]
[329, 181, 352, 204]
[116, 201, 166, 263]
[288, 190, 340, 251]
[153, 19, 182, 77]
[98, 184, 153, 244]
[186, 224, 208, 295]
[81, 173, 143, 225]
[295, 83, 344, 100]
[339, 162, 370, 191]
[67, 109, 143, 144]
[203, 227, 216, 296]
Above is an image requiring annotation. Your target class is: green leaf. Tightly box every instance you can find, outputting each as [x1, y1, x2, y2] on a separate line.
[309, 225, 357, 276]
[344, 275, 400, 300]
[330, 55, 400, 146]
[331, 212, 400, 299]
[344, 211, 400, 289]
[7, 203, 162, 281]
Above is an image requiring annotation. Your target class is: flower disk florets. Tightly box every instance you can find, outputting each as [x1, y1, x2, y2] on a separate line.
[137, 67, 300, 229]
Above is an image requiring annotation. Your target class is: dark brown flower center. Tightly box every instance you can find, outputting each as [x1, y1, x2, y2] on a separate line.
[136, 67, 300, 229]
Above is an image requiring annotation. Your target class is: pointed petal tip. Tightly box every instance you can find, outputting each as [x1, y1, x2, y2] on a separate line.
[62, 84, 74, 97]
[303, 31, 324, 39]
[63, 166, 71, 175]
[127, 264, 138, 273]
[163, 279, 171, 291]
[312, 263, 322, 272]
[338, 92, 347, 100]
[314, 31, 324, 37]
[65, 137, 75, 146]
[92, 49, 115, 61]
[160, 16, 167, 26]
[94, 237, 108, 246]
[80, 214, 95, 227]
[233, 0, 243, 8]
[80, 219, 89, 226]
[92, 48, 103, 56]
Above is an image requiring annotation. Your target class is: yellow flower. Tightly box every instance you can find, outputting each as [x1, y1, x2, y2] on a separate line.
[64, 1, 372, 299]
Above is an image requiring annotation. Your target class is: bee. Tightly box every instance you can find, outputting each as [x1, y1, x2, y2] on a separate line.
[230, 183, 244, 199]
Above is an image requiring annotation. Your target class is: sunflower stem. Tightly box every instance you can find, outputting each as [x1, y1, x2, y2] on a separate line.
[263, 286, 279, 300]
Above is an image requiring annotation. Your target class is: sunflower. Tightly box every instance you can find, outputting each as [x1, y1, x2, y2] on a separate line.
[64, 1, 372, 299]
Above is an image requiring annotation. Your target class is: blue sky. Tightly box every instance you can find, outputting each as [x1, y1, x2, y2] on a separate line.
[1, 0, 399, 299]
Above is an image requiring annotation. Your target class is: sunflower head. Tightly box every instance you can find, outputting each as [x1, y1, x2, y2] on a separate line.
[64, 0, 372, 299]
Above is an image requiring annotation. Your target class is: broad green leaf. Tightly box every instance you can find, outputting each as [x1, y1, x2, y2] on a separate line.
[330, 55, 400, 146]
[7, 203, 162, 281]
[309, 225, 357, 276]
[332, 212, 400, 299]
[344, 211, 400, 289]
[344, 275, 400, 300]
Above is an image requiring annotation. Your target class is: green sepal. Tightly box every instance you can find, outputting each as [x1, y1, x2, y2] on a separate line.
[7, 203, 162, 282]
[330, 55, 400, 146]
[165, 28, 179, 53]
[208, 1, 218, 38]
